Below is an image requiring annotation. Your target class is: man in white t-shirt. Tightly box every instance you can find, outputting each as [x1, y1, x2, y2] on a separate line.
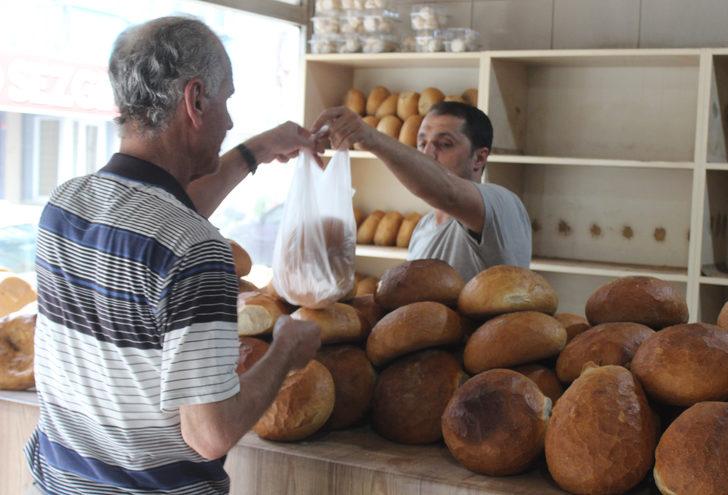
[314, 102, 531, 282]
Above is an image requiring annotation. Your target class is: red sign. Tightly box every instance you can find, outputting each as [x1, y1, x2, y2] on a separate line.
[0, 52, 117, 118]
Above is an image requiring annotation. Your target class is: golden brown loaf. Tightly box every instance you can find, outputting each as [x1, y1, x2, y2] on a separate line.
[463, 311, 567, 374]
[554, 312, 590, 342]
[238, 279, 258, 293]
[396, 91, 420, 121]
[376, 115, 403, 139]
[236, 337, 269, 374]
[443, 95, 466, 104]
[0, 310, 36, 390]
[366, 86, 390, 115]
[631, 322, 728, 406]
[0, 273, 37, 318]
[418, 87, 445, 115]
[228, 239, 252, 279]
[442, 369, 550, 476]
[344, 88, 366, 115]
[718, 301, 728, 330]
[347, 294, 385, 330]
[555, 322, 655, 383]
[375, 259, 465, 310]
[585, 276, 688, 329]
[395, 212, 422, 248]
[316, 345, 377, 430]
[237, 292, 288, 336]
[654, 401, 728, 495]
[375, 93, 398, 118]
[545, 365, 658, 495]
[366, 301, 462, 366]
[457, 265, 558, 320]
[373, 211, 403, 246]
[354, 276, 378, 297]
[512, 364, 563, 403]
[462, 88, 478, 106]
[361, 115, 379, 128]
[353, 206, 365, 227]
[357, 210, 385, 244]
[371, 350, 465, 444]
[291, 303, 368, 345]
[398, 114, 424, 147]
[253, 360, 335, 441]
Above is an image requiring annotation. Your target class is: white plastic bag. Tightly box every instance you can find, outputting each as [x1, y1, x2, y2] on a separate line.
[272, 150, 356, 308]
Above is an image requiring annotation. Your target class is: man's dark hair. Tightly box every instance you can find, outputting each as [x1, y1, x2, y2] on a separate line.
[428, 101, 493, 152]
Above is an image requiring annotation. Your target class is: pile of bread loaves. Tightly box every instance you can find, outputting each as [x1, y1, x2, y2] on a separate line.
[352, 207, 421, 248]
[0, 269, 38, 391]
[343, 86, 478, 147]
[235, 253, 728, 495]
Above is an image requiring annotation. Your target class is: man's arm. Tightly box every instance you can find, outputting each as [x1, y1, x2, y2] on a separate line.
[312, 108, 485, 234]
[179, 316, 320, 460]
[187, 122, 323, 218]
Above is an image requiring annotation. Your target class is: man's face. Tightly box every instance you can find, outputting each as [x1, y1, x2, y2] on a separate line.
[416, 113, 485, 180]
[193, 63, 234, 180]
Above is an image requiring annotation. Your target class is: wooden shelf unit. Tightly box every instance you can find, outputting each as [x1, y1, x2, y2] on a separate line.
[303, 48, 728, 322]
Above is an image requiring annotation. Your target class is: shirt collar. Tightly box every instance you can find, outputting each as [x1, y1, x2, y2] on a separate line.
[98, 153, 197, 213]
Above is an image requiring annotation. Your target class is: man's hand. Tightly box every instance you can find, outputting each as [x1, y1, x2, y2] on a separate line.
[311, 107, 378, 151]
[247, 121, 325, 167]
[271, 315, 321, 370]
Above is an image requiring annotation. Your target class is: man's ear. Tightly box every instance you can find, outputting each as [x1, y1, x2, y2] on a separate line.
[183, 78, 206, 129]
[472, 146, 489, 177]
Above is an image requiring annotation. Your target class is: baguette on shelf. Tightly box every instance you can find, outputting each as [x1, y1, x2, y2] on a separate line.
[355, 208, 424, 249]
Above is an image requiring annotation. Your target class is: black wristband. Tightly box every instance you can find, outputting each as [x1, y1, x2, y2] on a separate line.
[236, 143, 258, 175]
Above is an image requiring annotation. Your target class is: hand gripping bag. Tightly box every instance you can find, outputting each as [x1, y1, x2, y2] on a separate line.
[272, 150, 356, 308]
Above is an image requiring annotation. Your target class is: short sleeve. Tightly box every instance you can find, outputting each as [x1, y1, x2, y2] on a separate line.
[157, 240, 240, 412]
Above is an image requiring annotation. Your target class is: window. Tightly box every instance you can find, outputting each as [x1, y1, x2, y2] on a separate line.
[0, 0, 304, 277]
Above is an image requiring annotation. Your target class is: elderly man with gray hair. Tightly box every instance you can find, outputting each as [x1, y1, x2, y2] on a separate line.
[24, 16, 321, 495]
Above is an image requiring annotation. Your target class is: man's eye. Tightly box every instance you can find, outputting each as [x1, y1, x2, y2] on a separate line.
[417, 142, 426, 150]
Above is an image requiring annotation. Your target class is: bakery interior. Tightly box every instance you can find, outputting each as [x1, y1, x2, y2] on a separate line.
[3, 0, 728, 494]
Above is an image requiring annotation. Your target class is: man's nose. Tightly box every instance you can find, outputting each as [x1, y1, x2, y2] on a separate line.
[423, 142, 437, 159]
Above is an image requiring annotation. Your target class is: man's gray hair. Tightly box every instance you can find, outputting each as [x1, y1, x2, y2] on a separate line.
[109, 16, 228, 135]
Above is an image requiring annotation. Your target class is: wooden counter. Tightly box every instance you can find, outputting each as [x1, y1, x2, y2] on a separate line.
[1, 392, 655, 494]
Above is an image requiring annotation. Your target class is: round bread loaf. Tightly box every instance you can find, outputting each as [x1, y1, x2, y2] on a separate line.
[375, 259, 465, 310]
[395, 212, 422, 248]
[237, 292, 288, 336]
[556, 322, 655, 383]
[253, 360, 335, 442]
[355, 276, 378, 297]
[631, 322, 728, 406]
[366, 301, 462, 366]
[512, 364, 563, 403]
[373, 211, 403, 246]
[462, 88, 478, 106]
[357, 210, 385, 245]
[396, 91, 420, 121]
[362, 115, 379, 128]
[554, 313, 590, 342]
[654, 401, 728, 495]
[344, 88, 366, 115]
[372, 350, 465, 444]
[444, 95, 466, 104]
[236, 337, 269, 374]
[585, 276, 688, 329]
[348, 294, 385, 329]
[291, 303, 368, 345]
[353, 207, 365, 227]
[719, 301, 728, 330]
[457, 265, 558, 320]
[463, 311, 566, 374]
[228, 239, 252, 279]
[0, 273, 37, 318]
[375, 93, 398, 118]
[399, 115, 424, 147]
[0, 310, 36, 390]
[376, 115, 403, 139]
[545, 365, 658, 495]
[442, 369, 550, 476]
[317, 345, 377, 430]
[238, 279, 258, 293]
[418, 87, 445, 115]
[366, 86, 390, 115]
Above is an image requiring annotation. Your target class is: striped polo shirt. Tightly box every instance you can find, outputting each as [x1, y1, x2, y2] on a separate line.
[24, 153, 241, 494]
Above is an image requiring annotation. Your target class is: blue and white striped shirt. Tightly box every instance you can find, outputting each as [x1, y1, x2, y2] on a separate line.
[25, 153, 240, 494]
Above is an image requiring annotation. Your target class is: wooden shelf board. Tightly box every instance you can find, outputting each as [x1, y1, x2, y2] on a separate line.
[487, 49, 701, 67]
[706, 163, 728, 171]
[356, 245, 408, 260]
[488, 154, 695, 169]
[306, 52, 481, 69]
[700, 276, 728, 287]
